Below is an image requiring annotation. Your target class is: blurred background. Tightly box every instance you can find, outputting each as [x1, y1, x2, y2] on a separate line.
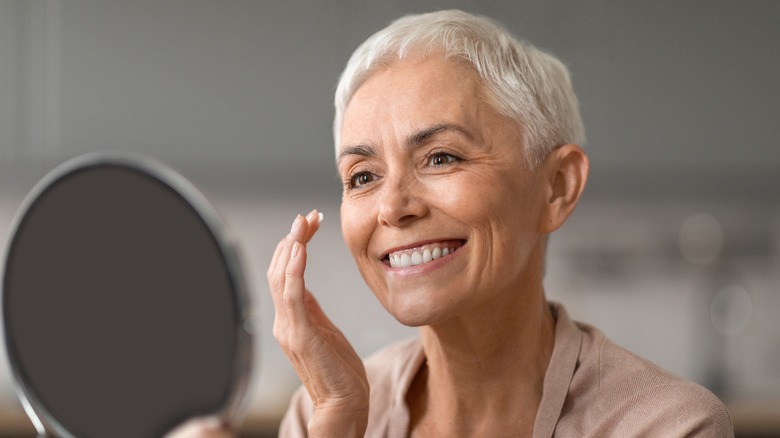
[1, 0, 778, 436]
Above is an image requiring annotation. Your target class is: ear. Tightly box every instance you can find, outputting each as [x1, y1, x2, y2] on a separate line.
[539, 144, 589, 233]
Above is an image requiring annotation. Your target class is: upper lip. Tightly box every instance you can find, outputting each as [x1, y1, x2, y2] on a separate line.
[380, 238, 466, 260]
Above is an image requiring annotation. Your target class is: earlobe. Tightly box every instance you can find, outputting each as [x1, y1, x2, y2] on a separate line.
[541, 144, 589, 233]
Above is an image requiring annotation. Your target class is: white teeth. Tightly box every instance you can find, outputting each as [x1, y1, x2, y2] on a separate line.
[387, 243, 461, 268]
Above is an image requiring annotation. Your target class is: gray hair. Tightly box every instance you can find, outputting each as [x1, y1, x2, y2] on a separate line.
[333, 9, 585, 168]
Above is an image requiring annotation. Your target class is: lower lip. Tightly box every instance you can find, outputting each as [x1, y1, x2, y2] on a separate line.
[383, 245, 463, 277]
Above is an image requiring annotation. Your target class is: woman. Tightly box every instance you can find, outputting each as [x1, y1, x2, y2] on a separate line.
[172, 9, 732, 438]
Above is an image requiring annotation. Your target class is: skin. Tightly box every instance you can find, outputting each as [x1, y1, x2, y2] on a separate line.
[164, 417, 233, 438]
[173, 53, 588, 437]
[334, 55, 588, 437]
[339, 56, 553, 329]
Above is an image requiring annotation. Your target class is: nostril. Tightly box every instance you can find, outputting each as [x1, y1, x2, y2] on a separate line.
[377, 185, 428, 227]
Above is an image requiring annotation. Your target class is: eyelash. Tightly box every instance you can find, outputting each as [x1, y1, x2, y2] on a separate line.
[425, 150, 461, 167]
[344, 151, 462, 190]
[346, 171, 375, 189]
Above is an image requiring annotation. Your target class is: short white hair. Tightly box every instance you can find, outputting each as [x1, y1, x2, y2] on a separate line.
[334, 9, 585, 168]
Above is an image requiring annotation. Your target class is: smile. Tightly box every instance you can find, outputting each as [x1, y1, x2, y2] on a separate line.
[384, 240, 465, 269]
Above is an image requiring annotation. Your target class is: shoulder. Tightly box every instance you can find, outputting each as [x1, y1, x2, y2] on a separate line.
[560, 322, 734, 437]
[363, 337, 423, 434]
[362, 336, 423, 409]
[363, 336, 422, 381]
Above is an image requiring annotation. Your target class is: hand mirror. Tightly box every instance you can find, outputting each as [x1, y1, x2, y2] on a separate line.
[2, 153, 254, 437]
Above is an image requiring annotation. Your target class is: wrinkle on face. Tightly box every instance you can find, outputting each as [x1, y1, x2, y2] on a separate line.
[338, 53, 548, 327]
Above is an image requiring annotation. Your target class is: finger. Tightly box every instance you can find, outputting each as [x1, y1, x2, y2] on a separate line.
[266, 238, 286, 279]
[268, 237, 292, 307]
[266, 215, 305, 334]
[283, 240, 313, 329]
[303, 209, 323, 243]
[270, 213, 318, 341]
[289, 213, 310, 245]
[270, 214, 307, 302]
[164, 417, 233, 438]
[273, 211, 318, 279]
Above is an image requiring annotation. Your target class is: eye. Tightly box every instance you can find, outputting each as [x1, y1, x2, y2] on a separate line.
[427, 151, 460, 167]
[348, 171, 375, 189]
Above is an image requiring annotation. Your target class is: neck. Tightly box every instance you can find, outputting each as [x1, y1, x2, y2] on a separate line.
[409, 270, 556, 435]
[422, 290, 554, 398]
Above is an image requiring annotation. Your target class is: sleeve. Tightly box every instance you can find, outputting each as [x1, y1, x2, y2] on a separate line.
[278, 385, 314, 438]
[662, 387, 734, 438]
[590, 338, 735, 437]
[612, 384, 735, 438]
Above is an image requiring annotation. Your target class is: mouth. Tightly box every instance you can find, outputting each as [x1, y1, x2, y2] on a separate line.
[382, 240, 466, 269]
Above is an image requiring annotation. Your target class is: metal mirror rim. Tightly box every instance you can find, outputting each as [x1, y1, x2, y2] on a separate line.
[1, 152, 255, 437]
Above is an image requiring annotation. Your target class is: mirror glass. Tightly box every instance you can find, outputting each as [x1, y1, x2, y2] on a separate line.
[2, 154, 252, 438]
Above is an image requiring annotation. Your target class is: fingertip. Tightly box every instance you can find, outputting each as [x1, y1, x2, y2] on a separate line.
[305, 209, 323, 225]
[290, 214, 303, 233]
[303, 210, 322, 243]
[289, 213, 311, 244]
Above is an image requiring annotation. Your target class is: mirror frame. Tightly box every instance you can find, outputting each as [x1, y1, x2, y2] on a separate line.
[1, 152, 255, 437]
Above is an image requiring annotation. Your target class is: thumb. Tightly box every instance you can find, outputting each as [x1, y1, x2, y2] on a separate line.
[304, 290, 340, 332]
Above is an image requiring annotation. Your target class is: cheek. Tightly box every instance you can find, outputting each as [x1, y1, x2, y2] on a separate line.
[433, 170, 542, 259]
[431, 170, 524, 226]
[340, 199, 389, 302]
[427, 173, 484, 219]
[340, 199, 375, 260]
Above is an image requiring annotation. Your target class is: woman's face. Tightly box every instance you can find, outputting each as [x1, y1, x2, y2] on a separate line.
[338, 55, 550, 327]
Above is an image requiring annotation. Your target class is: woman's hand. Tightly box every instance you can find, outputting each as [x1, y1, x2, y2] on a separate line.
[267, 211, 369, 438]
[164, 417, 234, 438]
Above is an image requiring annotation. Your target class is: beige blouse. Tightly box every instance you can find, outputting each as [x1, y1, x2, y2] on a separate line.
[280, 303, 734, 437]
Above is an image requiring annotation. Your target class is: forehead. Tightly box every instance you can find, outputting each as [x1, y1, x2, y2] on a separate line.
[339, 55, 490, 147]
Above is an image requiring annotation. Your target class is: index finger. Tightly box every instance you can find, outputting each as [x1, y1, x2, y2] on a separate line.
[303, 209, 323, 243]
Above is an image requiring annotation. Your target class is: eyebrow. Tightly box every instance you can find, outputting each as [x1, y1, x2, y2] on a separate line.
[337, 144, 375, 165]
[407, 123, 472, 148]
[336, 123, 473, 165]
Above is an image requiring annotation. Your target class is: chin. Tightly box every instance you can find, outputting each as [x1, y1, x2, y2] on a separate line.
[381, 293, 453, 328]
[365, 270, 469, 327]
[391, 312, 431, 328]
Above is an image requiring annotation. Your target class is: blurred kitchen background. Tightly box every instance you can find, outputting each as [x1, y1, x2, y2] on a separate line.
[0, 0, 778, 436]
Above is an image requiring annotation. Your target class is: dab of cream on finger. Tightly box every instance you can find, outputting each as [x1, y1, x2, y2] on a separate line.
[306, 210, 324, 224]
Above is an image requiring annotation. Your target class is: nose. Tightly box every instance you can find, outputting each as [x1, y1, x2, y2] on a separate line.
[377, 173, 428, 227]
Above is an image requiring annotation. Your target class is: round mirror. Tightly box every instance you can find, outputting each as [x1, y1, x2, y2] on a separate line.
[2, 153, 253, 438]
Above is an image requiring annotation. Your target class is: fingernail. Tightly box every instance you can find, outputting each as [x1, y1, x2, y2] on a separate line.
[318, 212, 324, 223]
[290, 214, 302, 232]
[291, 241, 301, 258]
[305, 209, 319, 223]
